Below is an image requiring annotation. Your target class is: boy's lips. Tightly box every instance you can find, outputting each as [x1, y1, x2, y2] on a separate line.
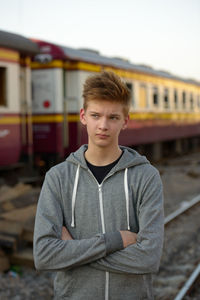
[96, 133, 109, 139]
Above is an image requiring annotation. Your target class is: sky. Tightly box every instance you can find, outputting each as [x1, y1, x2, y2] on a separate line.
[0, 0, 200, 81]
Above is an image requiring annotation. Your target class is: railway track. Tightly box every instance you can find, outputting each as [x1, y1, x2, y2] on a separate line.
[174, 262, 200, 300]
[154, 194, 200, 300]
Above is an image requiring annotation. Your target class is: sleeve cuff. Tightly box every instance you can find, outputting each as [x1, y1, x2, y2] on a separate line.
[104, 231, 124, 255]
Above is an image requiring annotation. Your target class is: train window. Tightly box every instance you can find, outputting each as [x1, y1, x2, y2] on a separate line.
[126, 82, 134, 106]
[0, 67, 7, 106]
[174, 90, 178, 109]
[152, 87, 159, 106]
[164, 88, 169, 109]
[190, 93, 194, 110]
[182, 91, 186, 109]
[139, 84, 147, 108]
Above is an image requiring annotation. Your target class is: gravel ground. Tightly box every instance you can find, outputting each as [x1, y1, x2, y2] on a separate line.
[0, 268, 54, 300]
[156, 151, 200, 216]
[153, 202, 200, 299]
[0, 151, 200, 299]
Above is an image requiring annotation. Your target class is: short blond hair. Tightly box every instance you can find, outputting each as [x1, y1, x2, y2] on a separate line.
[82, 71, 131, 115]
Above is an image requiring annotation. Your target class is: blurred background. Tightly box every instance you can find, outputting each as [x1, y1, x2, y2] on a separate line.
[0, 1, 200, 299]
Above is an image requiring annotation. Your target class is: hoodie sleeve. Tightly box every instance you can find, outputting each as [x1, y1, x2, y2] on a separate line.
[33, 169, 123, 271]
[89, 171, 164, 274]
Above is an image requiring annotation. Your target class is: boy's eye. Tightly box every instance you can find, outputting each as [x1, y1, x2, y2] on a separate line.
[110, 116, 119, 120]
[91, 114, 99, 118]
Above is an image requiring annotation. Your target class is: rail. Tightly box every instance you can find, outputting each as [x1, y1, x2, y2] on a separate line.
[164, 194, 200, 225]
[163, 194, 200, 299]
[174, 262, 200, 300]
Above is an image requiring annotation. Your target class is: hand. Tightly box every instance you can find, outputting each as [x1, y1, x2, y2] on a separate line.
[120, 231, 137, 248]
[62, 226, 73, 241]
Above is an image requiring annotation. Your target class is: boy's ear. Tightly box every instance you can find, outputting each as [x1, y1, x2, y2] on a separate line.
[122, 114, 129, 130]
[80, 108, 86, 125]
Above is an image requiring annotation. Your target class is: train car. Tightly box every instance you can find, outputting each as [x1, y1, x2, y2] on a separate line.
[31, 39, 200, 164]
[0, 30, 38, 167]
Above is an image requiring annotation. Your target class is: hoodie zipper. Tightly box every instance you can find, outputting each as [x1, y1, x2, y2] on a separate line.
[87, 169, 129, 300]
[98, 184, 109, 300]
[85, 169, 110, 300]
[98, 185, 105, 233]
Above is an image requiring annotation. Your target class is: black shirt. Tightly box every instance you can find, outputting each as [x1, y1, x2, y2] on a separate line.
[86, 151, 123, 184]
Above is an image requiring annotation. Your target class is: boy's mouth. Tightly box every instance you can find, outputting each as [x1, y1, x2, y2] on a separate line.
[96, 134, 109, 139]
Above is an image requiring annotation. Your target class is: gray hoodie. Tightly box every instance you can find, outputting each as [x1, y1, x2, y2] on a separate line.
[34, 145, 164, 300]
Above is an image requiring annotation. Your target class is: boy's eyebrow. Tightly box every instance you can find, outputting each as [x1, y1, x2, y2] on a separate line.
[88, 110, 122, 117]
[89, 110, 100, 114]
[110, 113, 121, 116]
[109, 113, 122, 118]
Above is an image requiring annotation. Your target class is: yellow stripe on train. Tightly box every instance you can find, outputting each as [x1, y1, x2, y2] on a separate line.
[129, 112, 200, 121]
[32, 112, 200, 123]
[0, 116, 21, 124]
[1, 113, 199, 125]
[32, 114, 80, 123]
[0, 48, 19, 62]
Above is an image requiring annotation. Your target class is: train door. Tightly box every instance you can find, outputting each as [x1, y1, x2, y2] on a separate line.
[32, 68, 65, 165]
[64, 70, 84, 154]
[139, 84, 147, 109]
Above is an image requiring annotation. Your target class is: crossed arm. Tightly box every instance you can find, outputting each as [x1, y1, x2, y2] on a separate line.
[61, 227, 141, 274]
[62, 226, 137, 249]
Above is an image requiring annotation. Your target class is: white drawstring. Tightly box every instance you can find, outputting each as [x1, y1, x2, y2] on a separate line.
[124, 168, 130, 230]
[71, 164, 80, 227]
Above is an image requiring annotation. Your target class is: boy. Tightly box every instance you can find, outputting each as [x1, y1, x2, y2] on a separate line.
[34, 71, 164, 300]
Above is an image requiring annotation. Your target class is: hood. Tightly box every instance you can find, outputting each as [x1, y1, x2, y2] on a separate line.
[66, 145, 150, 230]
[66, 144, 149, 171]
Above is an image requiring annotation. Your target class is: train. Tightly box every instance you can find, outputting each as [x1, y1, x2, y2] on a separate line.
[1, 29, 200, 168]
[0, 30, 38, 167]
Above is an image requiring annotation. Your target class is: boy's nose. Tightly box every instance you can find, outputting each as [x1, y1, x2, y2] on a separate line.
[99, 118, 108, 130]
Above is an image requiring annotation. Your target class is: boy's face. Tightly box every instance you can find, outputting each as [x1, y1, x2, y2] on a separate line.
[80, 100, 129, 149]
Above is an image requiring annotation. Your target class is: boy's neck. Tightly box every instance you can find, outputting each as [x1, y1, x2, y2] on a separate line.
[85, 145, 122, 166]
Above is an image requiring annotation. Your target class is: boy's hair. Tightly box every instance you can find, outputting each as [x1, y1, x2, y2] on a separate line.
[82, 71, 131, 115]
